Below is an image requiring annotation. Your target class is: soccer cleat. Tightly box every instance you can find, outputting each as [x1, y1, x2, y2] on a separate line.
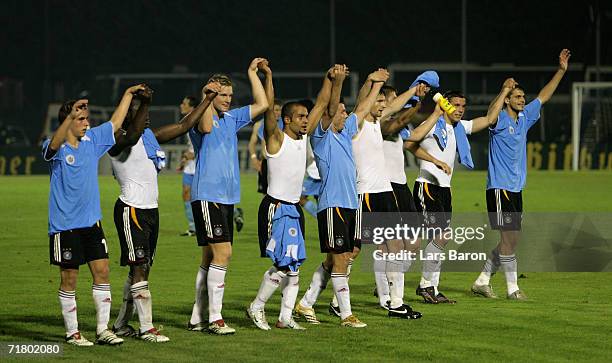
[65, 331, 94, 347]
[187, 321, 207, 332]
[416, 285, 439, 304]
[275, 318, 306, 330]
[341, 315, 367, 328]
[507, 290, 528, 300]
[180, 230, 196, 237]
[234, 208, 244, 232]
[246, 306, 271, 331]
[96, 329, 124, 345]
[293, 303, 320, 324]
[471, 284, 498, 298]
[208, 320, 236, 335]
[435, 292, 457, 304]
[381, 300, 391, 311]
[139, 327, 170, 343]
[112, 324, 138, 337]
[328, 302, 341, 318]
[373, 287, 378, 298]
[388, 304, 423, 319]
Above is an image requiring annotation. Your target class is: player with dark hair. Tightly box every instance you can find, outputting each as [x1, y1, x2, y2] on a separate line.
[472, 49, 571, 300]
[187, 59, 268, 335]
[179, 95, 198, 237]
[109, 83, 220, 342]
[44, 84, 145, 346]
[247, 62, 333, 330]
[248, 99, 283, 194]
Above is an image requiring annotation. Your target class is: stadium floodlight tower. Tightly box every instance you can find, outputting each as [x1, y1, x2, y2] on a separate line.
[571, 82, 612, 170]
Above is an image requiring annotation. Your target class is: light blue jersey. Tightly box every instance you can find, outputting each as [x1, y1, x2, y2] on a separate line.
[400, 128, 410, 140]
[189, 105, 252, 204]
[43, 121, 115, 235]
[311, 114, 359, 212]
[487, 99, 542, 192]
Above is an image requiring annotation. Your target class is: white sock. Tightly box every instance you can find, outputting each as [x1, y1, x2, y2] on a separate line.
[92, 284, 112, 335]
[331, 258, 353, 307]
[331, 273, 351, 319]
[432, 271, 440, 295]
[420, 241, 444, 288]
[131, 281, 154, 333]
[373, 251, 390, 306]
[279, 271, 299, 322]
[113, 274, 134, 329]
[475, 250, 499, 286]
[207, 264, 227, 323]
[299, 264, 330, 308]
[190, 265, 208, 325]
[387, 260, 405, 309]
[58, 290, 78, 337]
[500, 254, 519, 295]
[252, 267, 283, 311]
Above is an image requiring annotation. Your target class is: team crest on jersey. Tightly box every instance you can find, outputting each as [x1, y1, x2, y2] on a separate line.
[65, 154, 75, 165]
[136, 249, 145, 258]
[335, 237, 344, 247]
[509, 126, 515, 135]
[214, 226, 223, 236]
[62, 250, 72, 260]
[288, 228, 298, 237]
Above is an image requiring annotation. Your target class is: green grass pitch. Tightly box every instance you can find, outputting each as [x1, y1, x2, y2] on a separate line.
[1, 171, 611, 362]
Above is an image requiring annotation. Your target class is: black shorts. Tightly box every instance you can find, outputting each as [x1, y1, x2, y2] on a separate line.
[49, 222, 108, 268]
[191, 200, 234, 246]
[486, 189, 523, 231]
[413, 181, 452, 229]
[355, 191, 400, 247]
[258, 194, 305, 258]
[391, 182, 417, 213]
[113, 199, 159, 266]
[317, 207, 356, 254]
[257, 159, 268, 194]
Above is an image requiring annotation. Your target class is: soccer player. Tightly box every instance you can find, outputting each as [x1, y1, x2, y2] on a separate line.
[248, 99, 282, 194]
[248, 62, 333, 330]
[179, 95, 197, 237]
[299, 140, 321, 217]
[44, 84, 145, 346]
[472, 49, 571, 300]
[294, 64, 391, 327]
[109, 84, 220, 342]
[188, 58, 268, 335]
[411, 78, 519, 304]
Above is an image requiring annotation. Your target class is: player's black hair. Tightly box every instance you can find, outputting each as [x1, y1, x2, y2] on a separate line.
[381, 85, 397, 98]
[297, 99, 314, 113]
[443, 90, 468, 104]
[281, 101, 307, 123]
[58, 98, 87, 123]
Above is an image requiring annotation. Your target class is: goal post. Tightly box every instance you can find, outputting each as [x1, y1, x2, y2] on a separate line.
[571, 82, 612, 170]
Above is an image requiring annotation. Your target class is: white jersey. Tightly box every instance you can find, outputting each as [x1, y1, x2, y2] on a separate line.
[305, 138, 320, 180]
[383, 135, 406, 185]
[352, 120, 393, 194]
[183, 159, 195, 175]
[415, 120, 473, 187]
[266, 133, 307, 203]
[110, 137, 159, 209]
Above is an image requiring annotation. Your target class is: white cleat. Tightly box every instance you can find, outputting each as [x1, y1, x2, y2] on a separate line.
[96, 329, 124, 345]
[246, 305, 271, 331]
[341, 315, 367, 328]
[139, 327, 170, 343]
[208, 320, 236, 335]
[65, 331, 94, 347]
[275, 318, 306, 330]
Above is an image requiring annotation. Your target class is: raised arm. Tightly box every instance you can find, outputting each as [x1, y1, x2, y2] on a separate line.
[471, 78, 517, 133]
[537, 49, 571, 104]
[406, 104, 444, 142]
[109, 86, 154, 156]
[248, 57, 270, 119]
[110, 84, 146, 132]
[259, 61, 284, 155]
[324, 65, 348, 130]
[306, 67, 334, 135]
[404, 141, 451, 175]
[381, 102, 421, 136]
[353, 69, 389, 128]
[46, 99, 88, 153]
[380, 83, 428, 121]
[153, 83, 220, 144]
